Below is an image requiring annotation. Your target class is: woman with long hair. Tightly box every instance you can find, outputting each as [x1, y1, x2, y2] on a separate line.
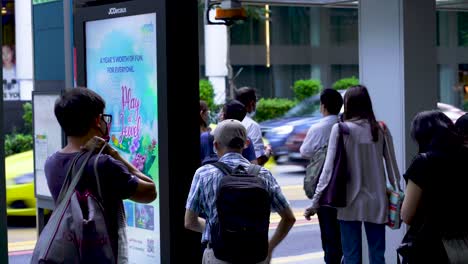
[400, 111, 468, 263]
[305, 85, 401, 264]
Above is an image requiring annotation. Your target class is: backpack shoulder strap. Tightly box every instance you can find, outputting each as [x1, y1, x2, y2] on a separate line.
[247, 164, 262, 176]
[212, 162, 233, 176]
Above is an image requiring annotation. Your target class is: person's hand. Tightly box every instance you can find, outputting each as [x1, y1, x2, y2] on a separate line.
[81, 136, 119, 158]
[81, 136, 107, 153]
[304, 207, 318, 221]
[264, 144, 273, 157]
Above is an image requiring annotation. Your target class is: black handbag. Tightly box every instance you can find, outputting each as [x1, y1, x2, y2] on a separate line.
[319, 123, 349, 208]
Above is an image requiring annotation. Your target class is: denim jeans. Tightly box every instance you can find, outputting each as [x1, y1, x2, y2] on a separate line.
[317, 207, 343, 264]
[339, 221, 385, 264]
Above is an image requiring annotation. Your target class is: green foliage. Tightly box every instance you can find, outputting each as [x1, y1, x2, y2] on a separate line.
[4, 102, 34, 156]
[293, 79, 322, 101]
[332, 76, 359, 90]
[199, 79, 216, 110]
[5, 134, 33, 157]
[255, 98, 297, 122]
[464, 101, 468, 111]
[22, 102, 32, 134]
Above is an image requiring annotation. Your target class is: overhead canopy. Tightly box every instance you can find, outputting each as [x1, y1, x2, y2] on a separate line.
[229, 0, 468, 10]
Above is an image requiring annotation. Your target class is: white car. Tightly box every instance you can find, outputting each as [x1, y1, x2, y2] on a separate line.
[437, 102, 466, 123]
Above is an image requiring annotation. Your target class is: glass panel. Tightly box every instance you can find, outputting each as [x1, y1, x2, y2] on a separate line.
[231, 16, 266, 45]
[457, 12, 468, 47]
[460, 64, 468, 110]
[437, 11, 450, 47]
[271, 65, 317, 99]
[329, 8, 358, 47]
[438, 64, 462, 107]
[232, 65, 272, 97]
[331, 64, 359, 84]
[270, 6, 311, 46]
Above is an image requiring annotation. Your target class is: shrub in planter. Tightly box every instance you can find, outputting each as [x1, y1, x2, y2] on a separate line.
[5, 133, 33, 157]
[293, 79, 322, 102]
[332, 76, 359, 90]
[199, 79, 216, 110]
[255, 98, 297, 122]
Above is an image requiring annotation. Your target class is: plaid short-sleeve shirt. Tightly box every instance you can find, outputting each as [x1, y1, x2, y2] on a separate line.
[185, 152, 289, 242]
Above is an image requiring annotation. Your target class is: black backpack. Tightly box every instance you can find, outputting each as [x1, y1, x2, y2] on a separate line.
[210, 162, 271, 264]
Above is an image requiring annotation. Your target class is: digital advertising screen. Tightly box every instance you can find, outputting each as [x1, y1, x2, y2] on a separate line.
[85, 13, 160, 263]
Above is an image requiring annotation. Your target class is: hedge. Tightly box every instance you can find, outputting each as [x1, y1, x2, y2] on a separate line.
[293, 79, 322, 101]
[199, 79, 216, 110]
[332, 76, 359, 90]
[255, 98, 297, 122]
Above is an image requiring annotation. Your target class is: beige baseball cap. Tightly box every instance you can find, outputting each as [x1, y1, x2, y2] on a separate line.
[212, 119, 247, 149]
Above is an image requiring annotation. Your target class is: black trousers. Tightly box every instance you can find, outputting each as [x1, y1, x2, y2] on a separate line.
[317, 207, 343, 264]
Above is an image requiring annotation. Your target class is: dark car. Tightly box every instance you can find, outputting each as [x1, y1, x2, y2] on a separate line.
[260, 94, 324, 165]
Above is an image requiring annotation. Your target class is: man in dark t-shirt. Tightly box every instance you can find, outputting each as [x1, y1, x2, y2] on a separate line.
[45, 87, 156, 261]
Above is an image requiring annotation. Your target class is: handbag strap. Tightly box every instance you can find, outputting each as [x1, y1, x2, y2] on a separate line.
[56, 150, 94, 204]
[44, 150, 95, 253]
[93, 143, 108, 200]
[91, 144, 129, 261]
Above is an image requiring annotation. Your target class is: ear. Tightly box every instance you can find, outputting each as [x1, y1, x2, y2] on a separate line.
[94, 116, 102, 128]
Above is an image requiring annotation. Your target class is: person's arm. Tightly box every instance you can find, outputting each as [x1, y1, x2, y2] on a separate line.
[309, 124, 340, 209]
[267, 206, 295, 261]
[110, 151, 157, 203]
[300, 125, 320, 159]
[184, 209, 206, 233]
[82, 136, 156, 203]
[257, 145, 271, 166]
[402, 180, 423, 225]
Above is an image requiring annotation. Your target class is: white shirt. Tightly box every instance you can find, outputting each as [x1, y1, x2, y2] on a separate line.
[242, 115, 265, 158]
[300, 115, 339, 159]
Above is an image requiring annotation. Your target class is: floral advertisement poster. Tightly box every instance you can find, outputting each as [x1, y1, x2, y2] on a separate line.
[85, 12, 160, 263]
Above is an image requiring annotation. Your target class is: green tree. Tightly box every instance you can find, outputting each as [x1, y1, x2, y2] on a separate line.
[199, 79, 216, 110]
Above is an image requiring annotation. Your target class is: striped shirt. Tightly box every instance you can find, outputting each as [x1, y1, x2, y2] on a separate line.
[185, 152, 290, 242]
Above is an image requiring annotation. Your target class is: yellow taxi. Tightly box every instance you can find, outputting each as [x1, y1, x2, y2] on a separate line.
[5, 150, 35, 216]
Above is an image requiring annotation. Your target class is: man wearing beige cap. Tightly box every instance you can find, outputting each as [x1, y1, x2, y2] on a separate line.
[185, 119, 296, 264]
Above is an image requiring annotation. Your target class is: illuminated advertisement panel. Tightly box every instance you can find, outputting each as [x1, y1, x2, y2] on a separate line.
[86, 13, 160, 263]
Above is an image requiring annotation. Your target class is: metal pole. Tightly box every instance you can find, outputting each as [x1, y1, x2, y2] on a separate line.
[63, 0, 73, 88]
[0, 0, 10, 261]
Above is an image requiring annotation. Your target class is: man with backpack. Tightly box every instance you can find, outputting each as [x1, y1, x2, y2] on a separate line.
[301, 88, 343, 264]
[185, 119, 296, 263]
[37, 87, 156, 263]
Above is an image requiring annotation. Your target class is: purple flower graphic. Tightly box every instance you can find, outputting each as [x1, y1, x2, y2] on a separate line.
[131, 154, 147, 171]
[130, 137, 140, 153]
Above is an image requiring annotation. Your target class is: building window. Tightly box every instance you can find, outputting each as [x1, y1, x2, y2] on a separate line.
[232, 65, 272, 97]
[457, 12, 468, 47]
[270, 6, 311, 46]
[329, 8, 358, 47]
[331, 64, 359, 84]
[230, 16, 266, 45]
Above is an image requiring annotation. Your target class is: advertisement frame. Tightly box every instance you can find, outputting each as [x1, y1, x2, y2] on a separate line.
[74, 1, 168, 263]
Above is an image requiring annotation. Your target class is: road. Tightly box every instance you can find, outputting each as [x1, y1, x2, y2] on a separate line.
[7, 165, 325, 264]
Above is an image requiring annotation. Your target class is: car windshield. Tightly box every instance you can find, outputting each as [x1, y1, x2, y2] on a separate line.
[283, 95, 321, 118]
